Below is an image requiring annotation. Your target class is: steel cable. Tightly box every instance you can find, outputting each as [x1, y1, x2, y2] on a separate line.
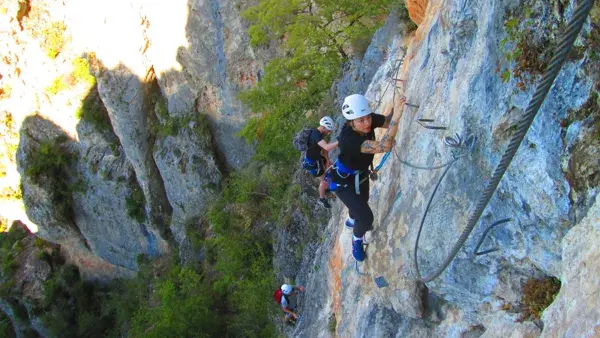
[414, 0, 595, 283]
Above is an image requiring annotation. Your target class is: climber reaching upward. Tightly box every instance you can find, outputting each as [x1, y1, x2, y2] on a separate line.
[330, 94, 406, 261]
[274, 284, 305, 324]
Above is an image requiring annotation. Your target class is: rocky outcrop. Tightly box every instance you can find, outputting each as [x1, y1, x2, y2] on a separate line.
[0, 224, 52, 337]
[153, 112, 221, 263]
[96, 65, 172, 250]
[145, 0, 268, 170]
[290, 0, 599, 336]
[406, 0, 428, 25]
[16, 116, 89, 255]
[2, 0, 273, 276]
[72, 88, 168, 273]
[17, 113, 159, 277]
[541, 195, 600, 337]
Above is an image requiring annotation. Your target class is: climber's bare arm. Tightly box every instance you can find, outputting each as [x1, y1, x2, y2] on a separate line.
[317, 140, 339, 152]
[381, 96, 406, 128]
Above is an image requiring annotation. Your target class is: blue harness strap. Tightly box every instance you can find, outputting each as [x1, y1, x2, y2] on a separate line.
[329, 160, 363, 194]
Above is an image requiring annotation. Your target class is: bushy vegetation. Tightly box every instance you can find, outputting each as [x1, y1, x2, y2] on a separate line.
[45, 76, 68, 95]
[240, 0, 394, 162]
[498, 1, 598, 89]
[38, 262, 115, 337]
[0, 226, 121, 338]
[76, 85, 111, 132]
[0, 222, 29, 281]
[41, 21, 67, 59]
[47, 57, 96, 95]
[520, 277, 561, 320]
[498, 5, 556, 89]
[0, 112, 19, 180]
[125, 183, 146, 223]
[26, 136, 74, 215]
[0, 311, 15, 338]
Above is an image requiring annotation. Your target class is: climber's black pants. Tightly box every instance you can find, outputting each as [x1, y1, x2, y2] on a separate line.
[335, 178, 373, 238]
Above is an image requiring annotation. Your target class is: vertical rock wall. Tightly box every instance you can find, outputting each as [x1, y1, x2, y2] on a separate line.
[289, 0, 599, 336]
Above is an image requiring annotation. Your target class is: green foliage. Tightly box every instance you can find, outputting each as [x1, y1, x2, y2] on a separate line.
[75, 85, 111, 131]
[0, 185, 22, 202]
[521, 277, 561, 320]
[328, 313, 337, 332]
[42, 21, 67, 59]
[125, 184, 146, 223]
[185, 218, 204, 251]
[498, 3, 570, 89]
[39, 261, 115, 337]
[129, 266, 223, 337]
[0, 311, 15, 338]
[0, 224, 29, 293]
[240, 0, 393, 162]
[26, 138, 72, 179]
[149, 91, 197, 140]
[45, 76, 68, 95]
[25, 137, 74, 216]
[71, 57, 96, 86]
[587, 2, 600, 61]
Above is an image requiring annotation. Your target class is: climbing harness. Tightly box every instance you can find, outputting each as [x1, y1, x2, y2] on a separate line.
[302, 157, 324, 177]
[472, 218, 511, 258]
[413, 0, 594, 283]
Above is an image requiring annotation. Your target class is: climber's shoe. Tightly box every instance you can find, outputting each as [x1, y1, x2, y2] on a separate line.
[352, 238, 365, 262]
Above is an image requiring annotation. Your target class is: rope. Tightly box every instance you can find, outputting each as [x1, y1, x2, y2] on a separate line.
[413, 0, 594, 283]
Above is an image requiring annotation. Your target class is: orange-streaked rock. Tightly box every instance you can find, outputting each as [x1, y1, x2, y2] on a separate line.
[406, 0, 428, 25]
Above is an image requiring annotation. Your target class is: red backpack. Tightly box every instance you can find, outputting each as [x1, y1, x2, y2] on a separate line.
[273, 289, 283, 304]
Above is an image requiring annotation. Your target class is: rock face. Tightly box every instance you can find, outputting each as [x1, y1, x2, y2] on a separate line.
[541, 195, 600, 338]
[145, 0, 267, 170]
[2, 0, 271, 276]
[287, 0, 599, 336]
[406, 0, 429, 25]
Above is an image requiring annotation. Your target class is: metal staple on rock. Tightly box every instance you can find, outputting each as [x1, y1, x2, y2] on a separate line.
[472, 218, 512, 257]
[413, 0, 595, 283]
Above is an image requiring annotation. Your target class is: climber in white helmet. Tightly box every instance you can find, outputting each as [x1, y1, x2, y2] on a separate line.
[329, 94, 406, 261]
[299, 116, 339, 209]
[277, 284, 305, 324]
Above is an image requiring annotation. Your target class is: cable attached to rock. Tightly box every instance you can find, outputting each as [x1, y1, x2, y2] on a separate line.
[413, 0, 594, 283]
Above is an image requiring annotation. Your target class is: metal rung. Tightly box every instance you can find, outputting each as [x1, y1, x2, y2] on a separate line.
[472, 218, 511, 258]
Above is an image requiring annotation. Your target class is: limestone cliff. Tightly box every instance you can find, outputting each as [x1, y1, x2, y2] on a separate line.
[284, 0, 600, 337]
[0, 0, 270, 278]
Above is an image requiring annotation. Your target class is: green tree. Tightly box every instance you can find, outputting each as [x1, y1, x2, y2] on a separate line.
[240, 0, 394, 162]
[128, 267, 222, 337]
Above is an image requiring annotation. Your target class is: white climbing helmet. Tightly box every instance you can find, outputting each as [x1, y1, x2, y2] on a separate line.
[319, 116, 335, 131]
[281, 284, 293, 295]
[341, 94, 371, 120]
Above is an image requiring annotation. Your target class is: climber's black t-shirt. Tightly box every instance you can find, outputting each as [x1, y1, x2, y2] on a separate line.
[337, 114, 386, 171]
[305, 129, 324, 161]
